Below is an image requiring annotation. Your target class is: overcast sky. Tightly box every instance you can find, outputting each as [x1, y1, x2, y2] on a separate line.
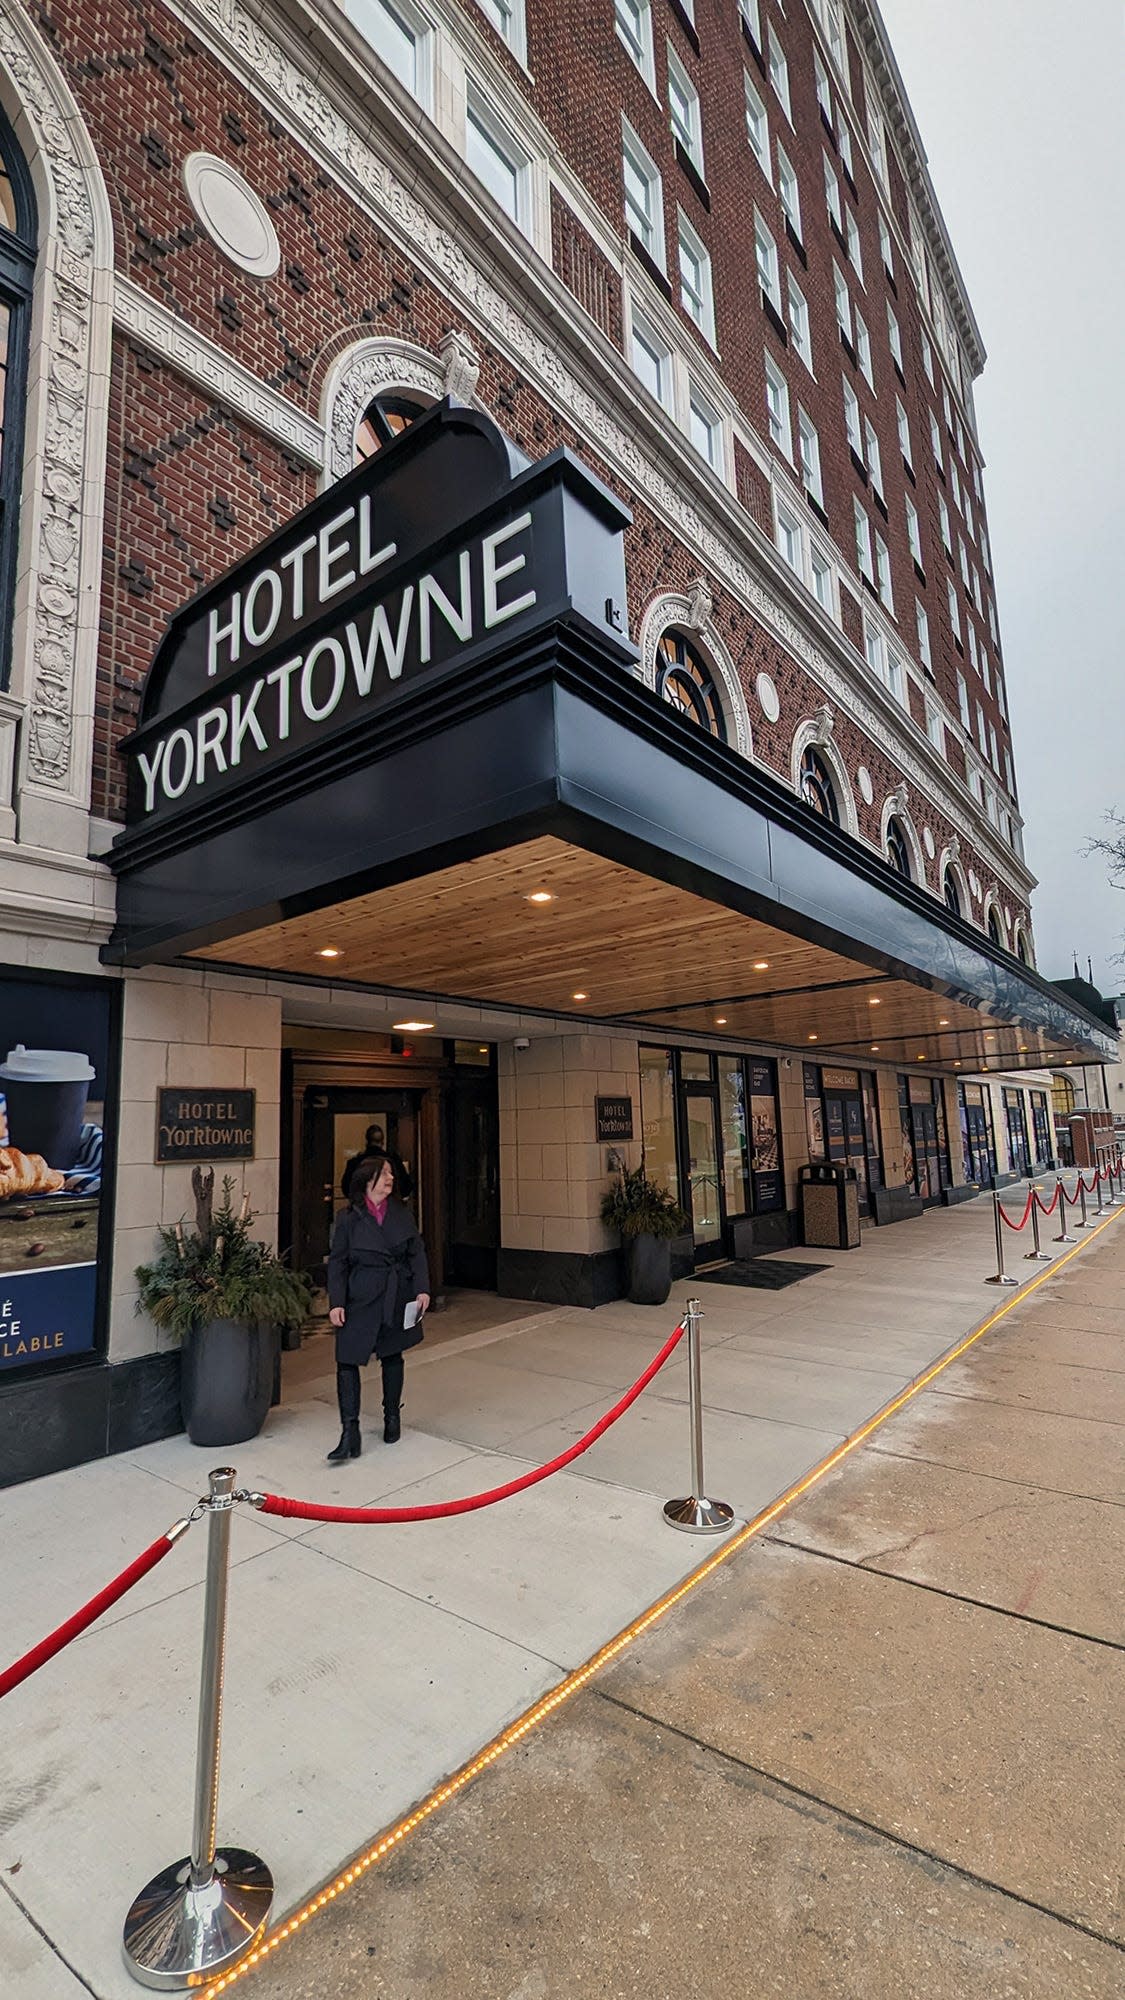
[877, 0, 1125, 996]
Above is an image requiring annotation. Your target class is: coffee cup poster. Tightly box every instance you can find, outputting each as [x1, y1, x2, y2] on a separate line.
[0, 974, 113, 1372]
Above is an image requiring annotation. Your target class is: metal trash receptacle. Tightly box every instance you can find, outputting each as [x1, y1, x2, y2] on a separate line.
[799, 1161, 861, 1249]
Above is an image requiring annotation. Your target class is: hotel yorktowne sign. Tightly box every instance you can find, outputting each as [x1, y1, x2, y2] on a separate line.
[122, 402, 632, 829]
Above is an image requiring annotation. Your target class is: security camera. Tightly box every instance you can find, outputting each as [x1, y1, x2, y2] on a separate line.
[514, 1037, 531, 1051]
[783, 1057, 793, 1069]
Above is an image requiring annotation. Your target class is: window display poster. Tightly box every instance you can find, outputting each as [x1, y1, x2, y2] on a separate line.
[0, 972, 116, 1371]
[748, 1058, 784, 1211]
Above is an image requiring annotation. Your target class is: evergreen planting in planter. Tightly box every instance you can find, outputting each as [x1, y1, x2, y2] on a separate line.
[136, 1171, 312, 1447]
[601, 1165, 688, 1306]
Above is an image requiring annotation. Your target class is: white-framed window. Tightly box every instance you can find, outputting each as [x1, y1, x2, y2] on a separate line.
[950, 459, 962, 513]
[972, 458, 983, 503]
[834, 262, 852, 342]
[959, 536, 970, 588]
[798, 405, 823, 505]
[814, 50, 832, 120]
[788, 272, 813, 370]
[875, 532, 893, 610]
[811, 544, 834, 612]
[955, 413, 965, 459]
[956, 669, 970, 729]
[996, 669, 1007, 718]
[777, 144, 801, 237]
[466, 87, 530, 228]
[824, 154, 843, 230]
[1004, 745, 1014, 793]
[972, 566, 983, 613]
[988, 595, 998, 643]
[941, 379, 953, 428]
[863, 415, 882, 495]
[764, 350, 792, 458]
[926, 700, 944, 752]
[975, 700, 987, 755]
[630, 310, 673, 410]
[677, 212, 715, 342]
[964, 494, 975, 542]
[878, 210, 893, 276]
[896, 396, 911, 464]
[623, 123, 664, 265]
[842, 374, 862, 455]
[476, 0, 525, 61]
[776, 501, 803, 573]
[854, 497, 874, 582]
[754, 209, 782, 313]
[989, 721, 999, 771]
[854, 310, 873, 388]
[966, 620, 978, 672]
[884, 645, 905, 703]
[920, 329, 935, 386]
[981, 526, 991, 575]
[846, 210, 863, 283]
[350, 0, 430, 100]
[837, 120, 853, 179]
[929, 409, 942, 468]
[668, 47, 704, 175]
[767, 28, 792, 120]
[744, 72, 771, 177]
[689, 383, 724, 472]
[981, 644, 992, 695]
[867, 98, 888, 184]
[905, 494, 922, 565]
[615, 0, 655, 87]
[887, 304, 903, 373]
[916, 598, 931, 670]
[938, 492, 951, 551]
[947, 575, 961, 640]
[739, 0, 762, 47]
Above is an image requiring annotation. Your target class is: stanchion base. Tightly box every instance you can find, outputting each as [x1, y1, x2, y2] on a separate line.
[1055, 1234, 1077, 1245]
[122, 1848, 273, 1990]
[663, 1495, 736, 1534]
[985, 1274, 1019, 1286]
[1023, 1251, 1052, 1262]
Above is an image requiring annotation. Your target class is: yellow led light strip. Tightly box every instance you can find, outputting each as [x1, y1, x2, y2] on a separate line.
[201, 1205, 1122, 1996]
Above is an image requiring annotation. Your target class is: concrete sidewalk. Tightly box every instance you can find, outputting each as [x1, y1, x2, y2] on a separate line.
[0, 1181, 1120, 1997]
[239, 1205, 1125, 2000]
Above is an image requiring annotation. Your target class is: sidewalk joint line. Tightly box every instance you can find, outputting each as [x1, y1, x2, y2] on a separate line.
[0, 1875, 100, 1998]
[763, 1534, 1125, 1652]
[866, 1445, 1125, 1509]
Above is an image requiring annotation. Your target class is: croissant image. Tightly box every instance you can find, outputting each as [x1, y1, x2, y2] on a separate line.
[0, 1147, 66, 1198]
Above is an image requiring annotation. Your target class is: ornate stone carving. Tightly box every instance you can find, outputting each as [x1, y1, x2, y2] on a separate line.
[889, 781, 910, 817]
[684, 576, 714, 633]
[320, 339, 446, 483]
[636, 592, 752, 758]
[812, 704, 835, 746]
[438, 328, 481, 404]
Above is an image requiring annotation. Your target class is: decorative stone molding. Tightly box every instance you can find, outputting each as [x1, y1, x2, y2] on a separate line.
[114, 277, 325, 466]
[880, 792, 926, 886]
[939, 845, 971, 921]
[889, 780, 910, 818]
[637, 592, 752, 759]
[856, 765, 874, 806]
[811, 704, 835, 747]
[182, 151, 281, 275]
[0, 9, 114, 815]
[161, 0, 1031, 900]
[982, 891, 1008, 948]
[684, 576, 715, 633]
[791, 716, 858, 837]
[318, 337, 449, 485]
[438, 327, 481, 404]
[755, 672, 780, 723]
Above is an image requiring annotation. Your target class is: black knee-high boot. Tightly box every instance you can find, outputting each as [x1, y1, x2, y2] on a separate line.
[327, 1363, 362, 1462]
[381, 1353, 405, 1444]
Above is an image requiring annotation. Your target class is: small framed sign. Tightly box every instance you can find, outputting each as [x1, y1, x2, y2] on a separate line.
[157, 1088, 256, 1163]
[595, 1095, 634, 1143]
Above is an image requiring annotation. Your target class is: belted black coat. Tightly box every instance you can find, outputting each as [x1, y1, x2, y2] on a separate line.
[327, 1198, 430, 1366]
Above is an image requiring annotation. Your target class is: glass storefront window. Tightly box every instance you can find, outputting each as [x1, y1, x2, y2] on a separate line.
[718, 1058, 751, 1215]
[639, 1046, 678, 1193]
[1030, 1090, 1052, 1165]
[680, 1049, 712, 1082]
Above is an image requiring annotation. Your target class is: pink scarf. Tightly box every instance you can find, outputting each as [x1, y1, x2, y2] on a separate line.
[365, 1193, 389, 1225]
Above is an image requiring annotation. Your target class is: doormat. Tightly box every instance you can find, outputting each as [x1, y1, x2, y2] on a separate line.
[696, 1258, 830, 1290]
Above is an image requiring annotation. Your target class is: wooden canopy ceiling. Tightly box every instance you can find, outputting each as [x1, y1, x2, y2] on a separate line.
[191, 836, 1088, 1075]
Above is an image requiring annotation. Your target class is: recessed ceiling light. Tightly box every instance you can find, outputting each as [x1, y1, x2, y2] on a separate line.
[868, 997, 881, 1007]
[716, 1017, 727, 1026]
[753, 960, 770, 970]
[478, 1046, 488, 1053]
[870, 1044, 879, 1052]
[572, 991, 588, 1001]
[527, 891, 554, 904]
[916, 1054, 925, 1061]
[938, 1018, 949, 1026]
[392, 1020, 435, 1032]
[317, 947, 341, 959]
[808, 1033, 818, 1042]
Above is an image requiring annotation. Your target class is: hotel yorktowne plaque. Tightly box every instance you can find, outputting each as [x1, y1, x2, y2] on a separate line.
[596, 1095, 634, 1142]
[157, 1088, 256, 1162]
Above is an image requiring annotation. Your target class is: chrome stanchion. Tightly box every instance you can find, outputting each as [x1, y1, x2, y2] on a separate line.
[123, 1468, 272, 1989]
[985, 1190, 1018, 1285]
[1054, 1177, 1076, 1245]
[1024, 1192, 1051, 1261]
[664, 1299, 735, 1534]
[1075, 1176, 1092, 1229]
[1095, 1168, 1106, 1215]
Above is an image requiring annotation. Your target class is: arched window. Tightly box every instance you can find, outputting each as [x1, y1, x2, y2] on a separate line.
[799, 746, 840, 824]
[886, 816, 912, 879]
[943, 870, 962, 918]
[355, 390, 433, 462]
[987, 904, 1004, 948]
[0, 112, 36, 693]
[656, 630, 728, 741]
[1015, 928, 1031, 967]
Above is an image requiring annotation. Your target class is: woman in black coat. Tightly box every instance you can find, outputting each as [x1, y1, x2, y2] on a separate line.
[326, 1153, 430, 1462]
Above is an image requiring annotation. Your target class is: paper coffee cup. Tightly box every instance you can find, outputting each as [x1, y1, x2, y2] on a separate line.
[0, 1044, 96, 1168]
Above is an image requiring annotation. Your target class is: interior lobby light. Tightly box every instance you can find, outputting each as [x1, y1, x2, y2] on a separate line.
[716, 1017, 727, 1026]
[870, 1045, 879, 1052]
[938, 1017, 949, 1026]
[807, 1033, 818, 1042]
[317, 947, 341, 959]
[868, 997, 881, 1006]
[527, 890, 554, 903]
[572, 991, 588, 1001]
[392, 1020, 435, 1032]
[753, 960, 770, 970]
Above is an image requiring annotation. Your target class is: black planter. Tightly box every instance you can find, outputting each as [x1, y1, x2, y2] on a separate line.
[180, 1319, 278, 1447]
[624, 1233, 672, 1306]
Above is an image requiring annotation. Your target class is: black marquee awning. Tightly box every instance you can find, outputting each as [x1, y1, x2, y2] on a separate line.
[105, 405, 1116, 1077]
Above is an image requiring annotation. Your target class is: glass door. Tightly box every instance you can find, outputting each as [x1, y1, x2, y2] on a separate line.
[683, 1086, 725, 1261]
[824, 1089, 870, 1212]
[910, 1103, 941, 1201]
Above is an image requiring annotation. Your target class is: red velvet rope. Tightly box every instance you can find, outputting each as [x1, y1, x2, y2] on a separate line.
[258, 1322, 686, 1522]
[1081, 1173, 1099, 1195]
[0, 1531, 184, 1701]
[998, 1188, 1035, 1232]
[1035, 1184, 1060, 1218]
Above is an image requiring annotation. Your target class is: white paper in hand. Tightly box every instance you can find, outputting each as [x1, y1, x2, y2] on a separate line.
[403, 1300, 422, 1329]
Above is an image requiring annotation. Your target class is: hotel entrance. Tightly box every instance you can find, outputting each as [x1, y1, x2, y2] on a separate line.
[640, 1045, 786, 1265]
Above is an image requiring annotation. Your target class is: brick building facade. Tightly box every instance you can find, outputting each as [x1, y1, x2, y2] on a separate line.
[0, 0, 1114, 1482]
